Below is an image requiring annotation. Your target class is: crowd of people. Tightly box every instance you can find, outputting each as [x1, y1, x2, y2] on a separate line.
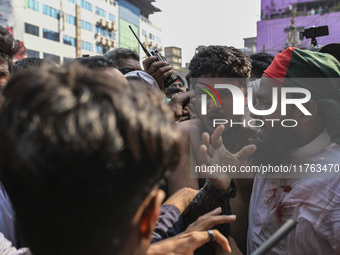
[0, 25, 339, 255]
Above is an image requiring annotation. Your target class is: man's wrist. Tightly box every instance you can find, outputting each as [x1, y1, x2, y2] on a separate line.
[206, 179, 236, 198]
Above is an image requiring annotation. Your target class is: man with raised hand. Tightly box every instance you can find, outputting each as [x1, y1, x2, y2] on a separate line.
[201, 47, 340, 254]
[167, 46, 256, 254]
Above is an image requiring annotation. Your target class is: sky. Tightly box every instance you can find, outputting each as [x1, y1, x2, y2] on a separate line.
[150, 0, 261, 66]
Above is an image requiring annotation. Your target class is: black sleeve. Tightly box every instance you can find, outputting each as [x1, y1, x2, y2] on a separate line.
[183, 179, 236, 237]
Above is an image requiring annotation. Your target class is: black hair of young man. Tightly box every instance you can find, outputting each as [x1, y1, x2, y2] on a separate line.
[12, 57, 56, 74]
[0, 63, 181, 255]
[74, 55, 116, 68]
[188, 45, 251, 87]
[250, 52, 274, 78]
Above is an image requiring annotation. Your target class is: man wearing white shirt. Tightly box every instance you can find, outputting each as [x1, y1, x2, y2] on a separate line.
[248, 47, 340, 254]
[201, 47, 340, 254]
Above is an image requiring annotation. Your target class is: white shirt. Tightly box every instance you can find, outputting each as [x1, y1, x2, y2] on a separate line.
[0, 233, 30, 255]
[247, 130, 340, 254]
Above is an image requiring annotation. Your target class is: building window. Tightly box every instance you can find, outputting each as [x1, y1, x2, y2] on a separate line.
[156, 37, 161, 44]
[25, 23, 39, 36]
[66, 14, 76, 25]
[96, 7, 106, 18]
[96, 26, 107, 36]
[43, 28, 59, 42]
[142, 30, 147, 36]
[67, 0, 77, 4]
[109, 13, 116, 22]
[28, 0, 39, 12]
[81, 41, 93, 51]
[81, 0, 93, 12]
[108, 31, 116, 40]
[63, 35, 76, 46]
[26, 49, 39, 58]
[81, 20, 93, 32]
[149, 33, 154, 40]
[96, 45, 104, 54]
[43, 53, 60, 65]
[43, 5, 59, 19]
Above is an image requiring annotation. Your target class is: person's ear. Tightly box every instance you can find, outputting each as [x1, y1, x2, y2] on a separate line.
[139, 189, 165, 239]
[293, 99, 318, 124]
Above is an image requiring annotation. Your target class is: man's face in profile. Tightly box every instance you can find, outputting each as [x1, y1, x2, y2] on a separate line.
[250, 77, 298, 165]
[169, 80, 185, 92]
[193, 74, 246, 134]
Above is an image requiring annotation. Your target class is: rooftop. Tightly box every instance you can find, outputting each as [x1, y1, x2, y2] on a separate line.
[126, 0, 160, 17]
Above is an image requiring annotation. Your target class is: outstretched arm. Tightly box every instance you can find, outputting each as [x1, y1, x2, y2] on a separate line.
[148, 229, 232, 255]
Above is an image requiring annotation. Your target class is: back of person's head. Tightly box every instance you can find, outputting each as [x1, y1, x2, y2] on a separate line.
[12, 57, 56, 74]
[0, 26, 23, 72]
[73, 55, 115, 69]
[319, 43, 340, 63]
[0, 63, 181, 255]
[188, 45, 251, 87]
[74, 56, 129, 88]
[250, 53, 274, 78]
[104, 48, 140, 67]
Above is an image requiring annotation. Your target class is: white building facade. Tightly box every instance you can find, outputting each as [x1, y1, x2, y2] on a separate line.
[0, 0, 163, 64]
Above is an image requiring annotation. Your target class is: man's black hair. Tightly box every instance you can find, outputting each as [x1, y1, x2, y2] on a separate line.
[185, 73, 191, 87]
[0, 26, 25, 72]
[188, 45, 251, 87]
[0, 63, 181, 255]
[104, 48, 140, 67]
[250, 53, 274, 78]
[73, 55, 115, 69]
[12, 57, 55, 74]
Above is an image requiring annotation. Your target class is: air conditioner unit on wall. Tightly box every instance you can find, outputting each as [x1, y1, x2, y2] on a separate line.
[100, 19, 106, 27]
[96, 36, 102, 42]
[107, 22, 113, 30]
[100, 37, 106, 45]
[113, 22, 118, 31]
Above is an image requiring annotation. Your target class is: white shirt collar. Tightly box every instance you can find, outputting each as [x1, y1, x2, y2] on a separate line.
[291, 129, 332, 159]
